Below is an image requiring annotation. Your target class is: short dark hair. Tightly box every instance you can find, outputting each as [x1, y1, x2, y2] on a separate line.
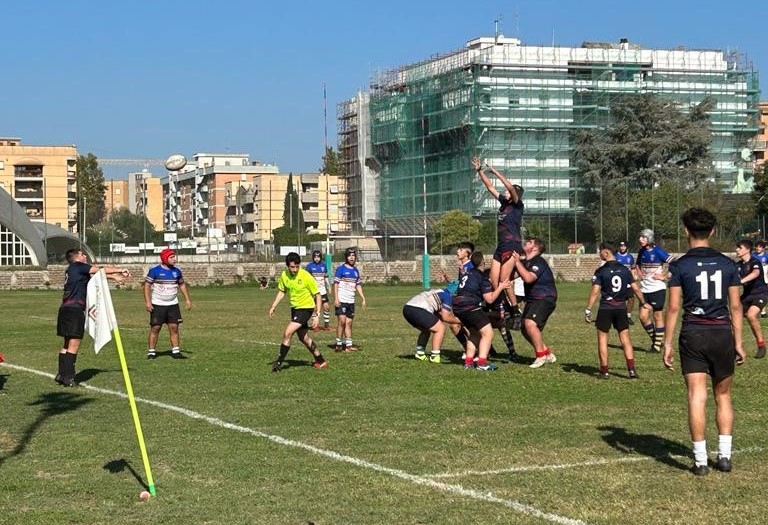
[756, 240, 766, 249]
[681, 207, 717, 240]
[458, 241, 475, 253]
[65, 249, 82, 263]
[737, 239, 754, 251]
[285, 252, 301, 266]
[470, 251, 484, 268]
[600, 241, 617, 253]
[528, 237, 546, 254]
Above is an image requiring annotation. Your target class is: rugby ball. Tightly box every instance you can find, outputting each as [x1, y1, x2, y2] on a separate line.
[165, 154, 187, 171]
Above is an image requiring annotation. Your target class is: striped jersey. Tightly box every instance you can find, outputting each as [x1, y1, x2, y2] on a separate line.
[145, 265, 185, 306]
[334, 264, 362, 303]
[305, 261, 328, 294]
[636, 245, 673, 293]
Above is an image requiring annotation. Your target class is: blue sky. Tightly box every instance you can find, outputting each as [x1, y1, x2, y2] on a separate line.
[3, 1, 766, 178]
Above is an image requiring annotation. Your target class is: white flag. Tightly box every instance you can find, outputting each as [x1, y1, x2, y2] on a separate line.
[85, 269, 118, 354]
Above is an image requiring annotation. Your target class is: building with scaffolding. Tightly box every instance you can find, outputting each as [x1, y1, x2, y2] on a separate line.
[338, 36, 760, 236]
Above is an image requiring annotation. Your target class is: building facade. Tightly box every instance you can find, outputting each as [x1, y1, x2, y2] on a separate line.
[0, 137, 78, 232]
[223, 172, 341, 253]
[339, 36, 760, 234]
[754, 101, 768, 168]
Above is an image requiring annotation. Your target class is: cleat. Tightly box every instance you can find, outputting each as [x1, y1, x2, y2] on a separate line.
[762, 311, 767, 319]
[312, 360, 329, 369]
[171, 352, 186, 360]
[476, 363, 498, 371]
[147, 353, 157, 360]
[55, 374, 78, 387]
[714, 455, 732, 473]
[691, 464, 709, 476]
[428, 354, 441, 364]
[334, 344, 344, 353]
[598, 372, 610, 380]
[628, 368, 638, 379]
[648, 343, 661, 353]
[415, 352, 427, 361]
[627, 315, 635, 326]
[529, 353, 556, 369]
[463, 364, 475, 370]
[756, 346, 766, 359]
[271, 361, 283, 372]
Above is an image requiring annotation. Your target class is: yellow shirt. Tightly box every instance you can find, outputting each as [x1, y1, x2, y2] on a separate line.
[277, 268, 319, 309]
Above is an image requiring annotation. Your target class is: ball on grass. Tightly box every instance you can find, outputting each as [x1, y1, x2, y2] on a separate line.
[139, 490, 150, 501]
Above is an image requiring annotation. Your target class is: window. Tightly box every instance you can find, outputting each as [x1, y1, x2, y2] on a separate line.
[0, 223, 34, 265]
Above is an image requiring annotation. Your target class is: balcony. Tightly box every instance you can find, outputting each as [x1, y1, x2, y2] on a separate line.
[225, 215, 238, 225]
[751, 139, 767, 152]
[301, 191, 319, 205]
[242, 212, 256, 223]
[301, 173, 319, 185]
[303, 211, 320, 223]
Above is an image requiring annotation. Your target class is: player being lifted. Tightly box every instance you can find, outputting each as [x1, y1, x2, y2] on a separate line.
[636, 229, 674, 352]
[472, 156, 523, 324]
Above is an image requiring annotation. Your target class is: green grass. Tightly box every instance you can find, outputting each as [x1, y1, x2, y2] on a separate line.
[0, 284, 766, 525]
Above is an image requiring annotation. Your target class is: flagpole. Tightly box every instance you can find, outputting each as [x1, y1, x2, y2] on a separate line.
[112, 325, 157, 495]
[89, 270, 156, 496]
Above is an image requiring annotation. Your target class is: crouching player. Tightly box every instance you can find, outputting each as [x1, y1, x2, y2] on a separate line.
[585, 242, 652, 379]
[403, 288, 463, 364]
[268, 252, 328, 372]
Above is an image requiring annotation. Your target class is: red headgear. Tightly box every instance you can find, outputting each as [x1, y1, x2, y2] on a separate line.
[160, 249, 175, 265]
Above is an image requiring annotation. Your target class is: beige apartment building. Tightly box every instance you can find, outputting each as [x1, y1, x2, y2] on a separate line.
[0, 137, 78, 231]
[223, 172, 341, 252]
[755, 101, 768, 168]
[105, 173, 164, 230]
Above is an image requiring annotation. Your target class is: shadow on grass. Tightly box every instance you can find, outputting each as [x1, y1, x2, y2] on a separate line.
[561, 362, 599, 377]
[153, 350, 191, 359]
[103, 459, 149, 490]
[597, 425, 690, 471]
[75, 368, 104, 383]
[608, 343, 649, 353]
[0, 373, 8, 392]
[0, 391, 94, 468]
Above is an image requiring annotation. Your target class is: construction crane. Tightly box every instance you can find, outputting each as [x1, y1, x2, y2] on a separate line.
[98, 158, 166, 168]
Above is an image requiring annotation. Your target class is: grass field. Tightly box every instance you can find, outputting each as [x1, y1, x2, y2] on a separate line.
[0, 283, 766, 525]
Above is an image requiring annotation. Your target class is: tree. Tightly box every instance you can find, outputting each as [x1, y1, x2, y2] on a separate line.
[95, 208, 161, 245]
[272, 173, 305, 250]
[320, 146, 344, 176]
[76, 153, 107, 229]
[573, 94, 717, 242]
[753, 162, 768, 217]
[429, 210, 481, 254]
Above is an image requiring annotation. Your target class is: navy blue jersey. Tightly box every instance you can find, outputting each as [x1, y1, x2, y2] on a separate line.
[523, 255, 557, 300]
[497, 195, 524, 245]
[592, 260, 634, 309]
[753, 251, 768, 265]
[615, 251, 635, 267]
[668, 247, 739, 329]
[738, 256, 768, 298]
[61, 262, 92, 309]
[453, 268, 493, 314]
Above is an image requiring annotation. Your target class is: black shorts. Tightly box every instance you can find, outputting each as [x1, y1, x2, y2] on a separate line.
[290, 308, 314, 328]
[150, 304, 183, 326]
[456, 309, 491, 331]
[402, 305, 439, 331]
[522, 298, 557, 330]
[643, 290, 666, 312]
[742, 294, 768, 312]
[335, 302, 356, 319]
[493, 241, 524, 263]
[595, 307, 630, 333]
[320, 293, 329, 305]
[679, 328, 735, 382]
[57, 307, 85, 338]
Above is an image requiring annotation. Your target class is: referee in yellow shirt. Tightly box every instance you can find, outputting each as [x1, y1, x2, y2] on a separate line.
[268, 252, 329, 372]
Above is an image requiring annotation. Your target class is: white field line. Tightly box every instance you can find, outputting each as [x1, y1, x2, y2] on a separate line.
[425, 446, 765, 479]
[2, 361, 589, 525]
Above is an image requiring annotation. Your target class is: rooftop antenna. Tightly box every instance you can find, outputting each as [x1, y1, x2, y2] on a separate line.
[513, 5, 520, 38]
[494, 14, 502, 42]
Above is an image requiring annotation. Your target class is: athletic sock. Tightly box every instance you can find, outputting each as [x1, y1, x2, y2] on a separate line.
[477, 357, 488, 367]
[718, 435, 733, 459]
[322, 312, 330, 326]
[277, 344, 290, 363]
[653, 328, 665, 350]
[429, 350, 440, 357]
[599, 365, 609, 374]
[693, 440, 708, 467]
[643, 323, 655, 341]
[147, 349, 157, 357]
[171, 346, 180, 355]
[500, 328, 516, 352]
[626, 358, 635, 370]
[454, 330, 468, 350]
[464, 357, 474, 367]
[58, 352, 66, 375]
[758, 340, 765, 348]
[345, 338, 353, 348]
